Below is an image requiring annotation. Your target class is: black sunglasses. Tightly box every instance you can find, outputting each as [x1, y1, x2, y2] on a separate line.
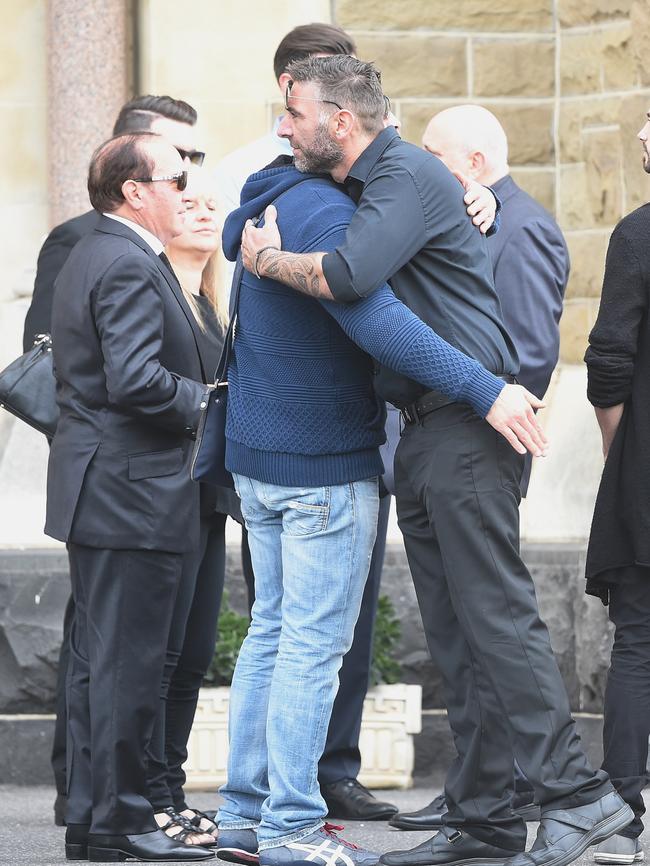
[175, 147, 205, 166]
[132, 170, 188, 191]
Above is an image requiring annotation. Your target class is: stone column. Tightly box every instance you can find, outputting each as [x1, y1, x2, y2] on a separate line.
[47, 0, 130, 226]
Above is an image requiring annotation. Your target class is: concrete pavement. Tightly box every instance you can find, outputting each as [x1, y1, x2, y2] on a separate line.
[1, 783, 647, 866]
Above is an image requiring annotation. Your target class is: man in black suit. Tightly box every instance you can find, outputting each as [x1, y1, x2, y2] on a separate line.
[24, 94, 204, 826]
[391, 103, 569, 832]
[46, 132, 213, 863]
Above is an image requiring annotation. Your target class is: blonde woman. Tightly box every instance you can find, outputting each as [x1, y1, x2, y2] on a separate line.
[148, 171, 239, 846]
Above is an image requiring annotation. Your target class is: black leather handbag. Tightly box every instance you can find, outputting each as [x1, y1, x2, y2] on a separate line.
[190, 257, 244, 489]
[0, 333, 59, 437]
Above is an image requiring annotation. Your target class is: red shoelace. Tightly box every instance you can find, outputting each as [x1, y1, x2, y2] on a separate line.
[322, 824, 360, 850]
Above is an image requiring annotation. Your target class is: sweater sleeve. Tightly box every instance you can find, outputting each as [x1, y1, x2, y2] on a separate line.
[320, 286, 504, 418]
[585, 227, 647, 408]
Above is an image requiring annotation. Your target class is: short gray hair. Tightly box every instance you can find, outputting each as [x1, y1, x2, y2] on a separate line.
[287, 55, 386, 135]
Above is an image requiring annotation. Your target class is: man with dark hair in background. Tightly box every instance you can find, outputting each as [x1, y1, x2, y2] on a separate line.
[47, 132, 213, 863]
[23, 95, 204, 353]
[215, 24, 356, 219]
[22, 94, 205, 827]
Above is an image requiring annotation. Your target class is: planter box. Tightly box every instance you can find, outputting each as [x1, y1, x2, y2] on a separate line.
[185, 682, 422, 791]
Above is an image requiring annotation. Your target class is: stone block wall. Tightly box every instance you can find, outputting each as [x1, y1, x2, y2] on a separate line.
[0, 542, 612, 715]
[334, 0, 650, 364]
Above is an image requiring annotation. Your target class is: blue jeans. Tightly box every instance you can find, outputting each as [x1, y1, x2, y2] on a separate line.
[217, 474, 379, 850]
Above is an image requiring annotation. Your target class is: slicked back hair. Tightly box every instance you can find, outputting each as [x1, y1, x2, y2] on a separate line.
[273, 23, 356, 80]
[88, 132, 158, 213]
[287, 55, 386, 136]
[112, 94, 197, 135]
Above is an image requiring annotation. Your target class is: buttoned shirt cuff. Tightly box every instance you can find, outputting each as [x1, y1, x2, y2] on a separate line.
[486, 188, 502, 238]
[322, 250, 364, 303]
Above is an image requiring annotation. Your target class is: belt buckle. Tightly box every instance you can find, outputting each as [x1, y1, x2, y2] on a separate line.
[447, 831, 462, 844]
[401, 404, 419, 425]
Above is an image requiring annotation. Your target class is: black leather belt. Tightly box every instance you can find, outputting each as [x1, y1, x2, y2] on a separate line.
[400, 374, 517, 426]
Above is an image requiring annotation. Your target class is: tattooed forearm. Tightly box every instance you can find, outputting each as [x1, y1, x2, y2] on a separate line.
[259, 249, 334, 300]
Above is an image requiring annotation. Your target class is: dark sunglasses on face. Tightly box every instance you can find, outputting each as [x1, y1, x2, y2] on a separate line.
[132, 170, 188, 191]
[175, 147, 205, 166]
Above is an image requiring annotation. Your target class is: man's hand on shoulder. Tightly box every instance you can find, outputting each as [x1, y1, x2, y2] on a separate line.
[241, 205, 281, 276]
[452, 170, 497, 235]
[486, 383, 548, 457]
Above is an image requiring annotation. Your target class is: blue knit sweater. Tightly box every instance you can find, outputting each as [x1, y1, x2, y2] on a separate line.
[221, 160, 504, 487]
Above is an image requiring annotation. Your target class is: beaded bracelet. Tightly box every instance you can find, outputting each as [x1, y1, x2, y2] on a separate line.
[253, 246, 280, 279]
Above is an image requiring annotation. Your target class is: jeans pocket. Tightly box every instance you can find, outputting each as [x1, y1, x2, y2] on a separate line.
[284, 488, 330, 536]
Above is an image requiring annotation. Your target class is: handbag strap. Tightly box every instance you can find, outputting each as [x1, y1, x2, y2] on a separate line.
[214, 178, 316, 386]
[213, 254, 244, 385]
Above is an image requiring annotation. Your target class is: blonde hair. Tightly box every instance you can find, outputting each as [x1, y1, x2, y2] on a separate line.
[182, 248, 229, 333]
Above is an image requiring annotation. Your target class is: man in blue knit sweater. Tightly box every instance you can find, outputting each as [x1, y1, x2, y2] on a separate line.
[239, 56, 633, 866]
[214, 160, 545, 866]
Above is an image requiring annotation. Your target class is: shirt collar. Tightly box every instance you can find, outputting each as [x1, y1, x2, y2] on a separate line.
[346, 126, 400, 185]
[103, 212, 164, 255]
[490, 174, 516, 202]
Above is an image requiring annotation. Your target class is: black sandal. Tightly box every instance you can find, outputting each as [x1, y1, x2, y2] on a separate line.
[156, 807, 216, 847]
[187, 808, 218, 837]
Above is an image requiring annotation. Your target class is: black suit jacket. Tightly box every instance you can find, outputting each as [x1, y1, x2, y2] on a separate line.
[488, 175, 569, 400]
[23, 210, 102, 352]
[45, 216, 208, 553]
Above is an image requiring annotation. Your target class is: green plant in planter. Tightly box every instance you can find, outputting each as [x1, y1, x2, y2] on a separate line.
[204, 591, 250, 687]
[369, 594, 402, 686]
[204, 592, 402, 688]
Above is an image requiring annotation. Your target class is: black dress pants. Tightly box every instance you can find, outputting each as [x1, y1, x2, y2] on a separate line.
[318, 492, 391, 784]
[241, 493, 391, 786]
[66, 543, 182, 835]
[394, 404, 611, 851]
[147, 512, 227, 811]
[602, 565, 650, 839]
[52, 593, 75, 798]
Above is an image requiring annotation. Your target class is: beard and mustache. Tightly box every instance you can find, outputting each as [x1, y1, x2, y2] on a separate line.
[291, 118, 344, 174]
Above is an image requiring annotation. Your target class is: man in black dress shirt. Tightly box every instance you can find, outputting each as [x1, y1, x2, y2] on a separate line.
[390, 103, 570, 832]
[239, 54, 631, 866]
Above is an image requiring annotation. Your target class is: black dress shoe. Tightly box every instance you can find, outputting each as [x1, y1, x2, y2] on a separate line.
[390, 792, 540, 831]
[321, 778, 398, 821]
[55, 793, 68, 827]
[506, 791, 634, 866]
[380, 827, 518, 866]
[66, 823, 90, 861]
[389, 794, 447, 830]
[87, 828, 214, 861]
